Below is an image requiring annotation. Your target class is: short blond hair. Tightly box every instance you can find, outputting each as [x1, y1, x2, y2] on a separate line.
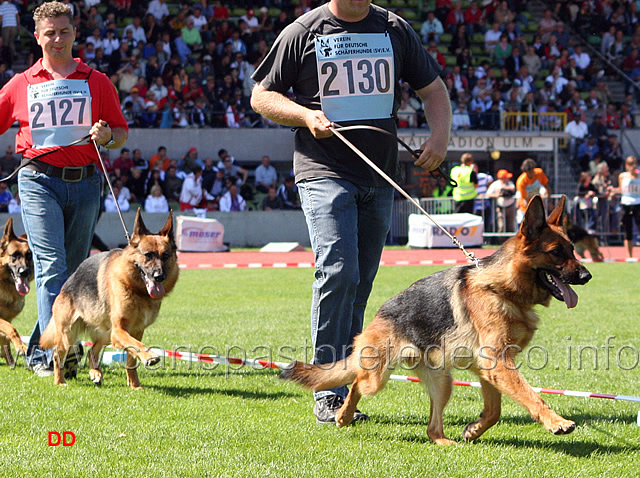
[34, 2, 74, 32]
[461, 153, 474, 165]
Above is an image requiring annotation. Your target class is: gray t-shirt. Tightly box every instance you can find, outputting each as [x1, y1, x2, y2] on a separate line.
[252, 4, 441, 187]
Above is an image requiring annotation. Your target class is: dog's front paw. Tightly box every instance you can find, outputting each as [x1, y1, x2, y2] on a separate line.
[18, 343, 27, 356]
[550, 418, 575, 435]
[335, 409, 354, 428]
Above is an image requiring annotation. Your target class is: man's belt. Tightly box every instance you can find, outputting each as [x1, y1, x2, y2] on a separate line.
[24, 159, 96, 182]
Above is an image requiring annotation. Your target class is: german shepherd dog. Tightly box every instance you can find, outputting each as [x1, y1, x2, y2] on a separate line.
[40, 210, 178, 388]
[281, 196, 592, 444]
[0, 218, 32, 366]
[565, 219, 604, 262]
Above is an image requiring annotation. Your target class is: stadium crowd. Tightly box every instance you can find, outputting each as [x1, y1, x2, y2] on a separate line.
[0, 0, 638, 233]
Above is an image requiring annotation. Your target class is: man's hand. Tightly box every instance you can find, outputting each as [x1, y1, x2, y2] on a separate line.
[304, 110, 333, 139]
[414, 137, 447, 171]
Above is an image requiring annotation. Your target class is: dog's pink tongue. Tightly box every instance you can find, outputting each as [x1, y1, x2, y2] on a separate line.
[146, 280, 165, 299]
[15, 278, 30, 296]
[557, 282, 578, 309]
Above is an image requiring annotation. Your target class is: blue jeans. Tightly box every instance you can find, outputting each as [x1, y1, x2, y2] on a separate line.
[297, 178, 394, 400]
[19, 168, 102, 367]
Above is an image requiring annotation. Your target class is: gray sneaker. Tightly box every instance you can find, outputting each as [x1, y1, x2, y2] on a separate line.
[32, 364, 54, 377]
[313, 395, 369, 425]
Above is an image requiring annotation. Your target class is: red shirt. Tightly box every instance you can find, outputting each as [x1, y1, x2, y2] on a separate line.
[0, 58, 128, 167]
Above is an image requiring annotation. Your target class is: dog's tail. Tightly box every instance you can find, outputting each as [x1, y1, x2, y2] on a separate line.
[280, 357, 357, 391]
[39, 319, 56, 350]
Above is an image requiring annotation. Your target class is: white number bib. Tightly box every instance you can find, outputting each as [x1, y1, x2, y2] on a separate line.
[28, 79, 92, 149]
[315, 33, 394, 122]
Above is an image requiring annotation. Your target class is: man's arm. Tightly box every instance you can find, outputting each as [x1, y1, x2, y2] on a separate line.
[414, 77, 451, 171]
[250, 83, 333, 139]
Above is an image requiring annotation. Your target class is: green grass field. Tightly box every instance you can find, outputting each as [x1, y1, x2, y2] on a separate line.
[1, 262, 639, 477]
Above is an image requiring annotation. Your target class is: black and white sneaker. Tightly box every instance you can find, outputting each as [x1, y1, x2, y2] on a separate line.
[63, 343, 84, 380]
[313, 395, 369, 425]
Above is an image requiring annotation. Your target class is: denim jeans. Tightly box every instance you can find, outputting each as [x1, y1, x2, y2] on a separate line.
[18, 168, 102, 367]
[297, 178, 394, 400]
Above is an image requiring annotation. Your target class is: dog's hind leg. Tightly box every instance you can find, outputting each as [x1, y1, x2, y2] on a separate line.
[88, 338, 109, 386]
[462, 378, 502, 441]
[336, 378, 363, 428]
[418, 366, 456, 445]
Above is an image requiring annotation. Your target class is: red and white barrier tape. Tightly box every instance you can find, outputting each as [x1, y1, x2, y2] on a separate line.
[21, 338, 640, 403]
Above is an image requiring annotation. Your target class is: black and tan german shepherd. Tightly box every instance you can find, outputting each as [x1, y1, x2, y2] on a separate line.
[40, 209, 178, 388]
[281, 196, 592, 444]
[0, 218, 32, 366]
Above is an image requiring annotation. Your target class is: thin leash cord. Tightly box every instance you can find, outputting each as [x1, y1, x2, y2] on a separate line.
[92, 141, 131, 245]
[329, 125, 480, 268]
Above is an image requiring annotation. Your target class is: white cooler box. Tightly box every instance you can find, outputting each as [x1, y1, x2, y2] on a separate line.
[176, 216, 227, 252]
[408, 213, 484, 248]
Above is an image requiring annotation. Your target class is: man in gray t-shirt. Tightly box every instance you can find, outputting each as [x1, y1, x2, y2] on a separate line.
[251, 0, 451, 424]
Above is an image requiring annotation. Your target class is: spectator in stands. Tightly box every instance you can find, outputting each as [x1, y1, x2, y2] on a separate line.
[553, 22, 571, 50]
[147, 0, 169, 24]
[564, 113, 589, 160]
[219, 180, 247, 212]
[398, 94, 419, 128]
[206, 168, 227, 199]
[420, 11, 444, 45]
[494, 35, 513, 69]
[504, 46, 523, 77]
[262, 186, 283, 210]
[522, 45, 542, 77]
[545, 67, 568, 96]
[578, 135, 600, 172]
[589, 113, 610, 150]
[605, 102, 620, 130]
[463, 0, 485, 36]
[182, 18, 203, 53]
[603, 133, 624, 172]
[606, 29, 626, 66]
[163, 165, 183, 202]
[276, 176, 300, 210]
[144, 184, 169, 213]
[427, 41, 446, 70]
[113, 148, 133, 178]
[254, 155, 278, 194]
[0, 0, 19, 67]
[445, 1, 465, 35]
[104, 185, 131, 213]
[484, 22, 502, 59]
[539, 9, 557, 43]
[446, 64, 468, 94]
[149, 146, 170, 172]
[450, 23, 471, 56]
[487, 168, 516, 233]
[219, 154, 248, 185]
[0, 181, 12, 212]
[516, 158, 550, 219]
[0, 145, 18, 183]
[451, 101, 471, 130]
[179, 165, 204, 211]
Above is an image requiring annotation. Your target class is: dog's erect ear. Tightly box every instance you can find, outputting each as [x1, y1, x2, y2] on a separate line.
[158, 210, 175, 245]
[547, 195, 567, 228]
[0, 217, 16, 250]
[519, 195, 547, 240]
[132, 208, 151, 237]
